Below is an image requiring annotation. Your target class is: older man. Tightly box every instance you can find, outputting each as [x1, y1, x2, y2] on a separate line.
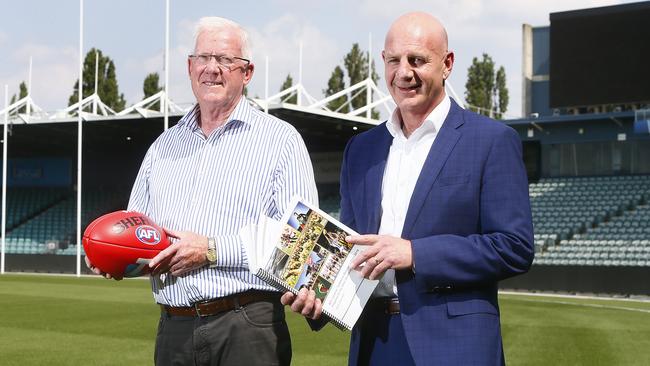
[87, 17, 316, 366]
[286, 12, 533, 366]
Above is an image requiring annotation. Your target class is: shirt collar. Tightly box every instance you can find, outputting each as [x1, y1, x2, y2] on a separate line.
[177, 97, 253, 133]
[386, 94, 451, 141]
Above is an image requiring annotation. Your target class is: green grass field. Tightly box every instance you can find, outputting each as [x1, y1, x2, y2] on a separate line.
[1, 274, 649, 365]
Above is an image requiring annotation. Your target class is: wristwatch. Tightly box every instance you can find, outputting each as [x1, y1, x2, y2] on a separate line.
[206, 237, 218, 268]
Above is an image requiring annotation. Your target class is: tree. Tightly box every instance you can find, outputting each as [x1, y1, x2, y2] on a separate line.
[323, 66, 348, 113]
[495, 66, 509, 118]
[142, 72, 162, 110]
[344, 43, 380, 118]
[9, 81, 28, 113]
[465, 53, 509, 119]
[324, 43, 380, 118]
[280, 74, 297, 104]
[68, 48, 126, 112]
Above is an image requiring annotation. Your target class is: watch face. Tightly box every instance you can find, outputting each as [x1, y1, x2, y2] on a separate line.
[207, 250, 217, 262]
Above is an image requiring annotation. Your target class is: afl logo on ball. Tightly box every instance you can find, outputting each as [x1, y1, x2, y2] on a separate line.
[135, 225, 161, 245]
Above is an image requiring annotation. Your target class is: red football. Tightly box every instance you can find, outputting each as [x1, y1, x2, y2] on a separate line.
[83, 210, 171, 279]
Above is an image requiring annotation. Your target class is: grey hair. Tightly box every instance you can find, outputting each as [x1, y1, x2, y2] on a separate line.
[193, 17, 252, 60]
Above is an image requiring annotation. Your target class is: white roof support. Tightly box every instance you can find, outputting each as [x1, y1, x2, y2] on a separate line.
[348, 94, 393, 118]
[117, 90, 187, 117]
[308, 79, 366, 110]
[0, 20, 466, 127]
[61, 93, 117, 117]
[0, 96, 45, 122]
[445, 82, 465, 109]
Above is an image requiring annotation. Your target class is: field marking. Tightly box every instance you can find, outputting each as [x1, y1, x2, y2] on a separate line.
[0, 272, 149, 280]
[501, 292, 650, 314]
[500, 290, 650, 303]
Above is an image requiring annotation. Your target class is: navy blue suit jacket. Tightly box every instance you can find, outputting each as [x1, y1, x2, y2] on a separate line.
[340, 100, 534, 365]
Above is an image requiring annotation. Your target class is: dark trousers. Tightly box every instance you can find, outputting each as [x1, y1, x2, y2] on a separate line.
[154, 299, 291, 366]
[353, 310, 415, 366]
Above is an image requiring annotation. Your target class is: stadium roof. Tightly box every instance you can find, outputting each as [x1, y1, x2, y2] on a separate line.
[504, 110, 636, 127]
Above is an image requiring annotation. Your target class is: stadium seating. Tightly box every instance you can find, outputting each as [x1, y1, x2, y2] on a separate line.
[320, 196, 341, 220]
[532, 175, 650, 266]
[5, 188, 127, 255]
[3, 175, 649, 268]
[4, 187, 68, 229]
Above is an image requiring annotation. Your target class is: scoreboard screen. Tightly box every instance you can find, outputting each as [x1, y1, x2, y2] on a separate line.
[550, 2, 650, 108]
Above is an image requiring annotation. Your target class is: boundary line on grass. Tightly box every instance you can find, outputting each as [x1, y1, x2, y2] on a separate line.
[0, 272, 149, 280]
[500, 291, 650, 314]
[3, 273, 650, 314]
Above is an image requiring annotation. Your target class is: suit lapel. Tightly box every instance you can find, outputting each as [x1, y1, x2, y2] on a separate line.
[364, 126, 392, 234]
[401, 101, 465, 238]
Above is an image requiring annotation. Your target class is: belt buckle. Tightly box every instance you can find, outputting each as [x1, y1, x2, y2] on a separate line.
[194, 300, 211, 317]
[385, 298, 400, 315]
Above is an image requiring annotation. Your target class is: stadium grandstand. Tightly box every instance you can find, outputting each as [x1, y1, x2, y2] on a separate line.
[0, 27, 417, 274]
[502, 1, 650, 295]
[1, 1, 649, 298]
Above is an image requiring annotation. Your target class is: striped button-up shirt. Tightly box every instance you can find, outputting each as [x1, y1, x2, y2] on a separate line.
[128, 97, 318, 306]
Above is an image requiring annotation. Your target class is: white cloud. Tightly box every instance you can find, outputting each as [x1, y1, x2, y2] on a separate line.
[2, 43, 78, 111]
[162, 14, 341, 104]
[167, 18, 200, 105]
[4, 0, 630, 116]
[356, 0, 628, 117]
[246, 14, 340, 100]
[121, 50, 165, 103]
[358, 0, 626, 24]
[118, 18, 196, 107]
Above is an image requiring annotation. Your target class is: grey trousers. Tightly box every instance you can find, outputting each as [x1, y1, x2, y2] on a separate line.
[154, 299, 291, 366]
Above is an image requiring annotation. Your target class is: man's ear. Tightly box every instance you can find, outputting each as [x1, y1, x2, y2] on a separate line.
[443, 51, 455, 79]
[243, 63, 255, 85]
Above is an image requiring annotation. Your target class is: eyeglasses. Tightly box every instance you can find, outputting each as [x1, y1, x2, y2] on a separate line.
[188, 54, 250, 69]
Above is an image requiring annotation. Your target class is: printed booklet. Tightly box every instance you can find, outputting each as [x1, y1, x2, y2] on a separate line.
[240, 197, 378, 331]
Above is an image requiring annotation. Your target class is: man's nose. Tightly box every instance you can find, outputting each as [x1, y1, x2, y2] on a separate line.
[396, 59, 414, 79]
[204, 57, 223, 73]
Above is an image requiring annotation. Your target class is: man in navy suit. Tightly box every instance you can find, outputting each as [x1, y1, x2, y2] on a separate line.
[283, 11, 534, 365]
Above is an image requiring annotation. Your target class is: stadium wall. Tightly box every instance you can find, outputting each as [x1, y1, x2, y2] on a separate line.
[4, 254, 92, 275]
[6, 254, 649, 296]
[509, 117, 650, 177]
[500, 265, 650, 295]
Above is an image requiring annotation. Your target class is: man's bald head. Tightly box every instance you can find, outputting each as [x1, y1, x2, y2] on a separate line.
[382, 12, 454, 130]
[385, 12, 448, 55]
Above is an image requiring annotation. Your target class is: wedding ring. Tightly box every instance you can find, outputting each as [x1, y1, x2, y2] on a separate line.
[374, 257, 380, 265]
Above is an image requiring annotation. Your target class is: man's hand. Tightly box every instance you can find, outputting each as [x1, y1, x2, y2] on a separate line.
[281, 288, 323, 320]
[149, 229, 209, 277]
[348, 234, 413, 280]
[84, 256, 121, 280]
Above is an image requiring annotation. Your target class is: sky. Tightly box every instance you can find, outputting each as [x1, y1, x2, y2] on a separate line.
[0, 0, 639, 119]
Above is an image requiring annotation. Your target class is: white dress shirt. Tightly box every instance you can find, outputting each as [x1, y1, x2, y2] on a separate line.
[128, 98, 318, 306]
[373, 95, 451, 297]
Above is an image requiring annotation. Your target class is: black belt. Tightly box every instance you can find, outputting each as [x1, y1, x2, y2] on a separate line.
[366, 286, 473, 315]
[160, 290, 281, 317]
[368, 297, 400, 315]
